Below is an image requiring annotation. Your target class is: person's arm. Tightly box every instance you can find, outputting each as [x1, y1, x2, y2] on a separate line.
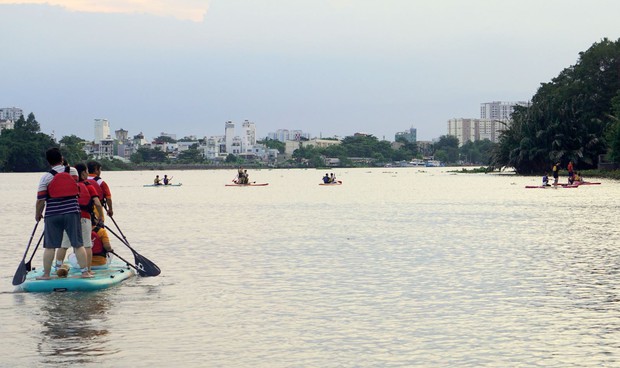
[106, 198, 113, 217]
[92, 197, 104, 224]
[35, 199, 45, 222]
[100, 231, 113, 252]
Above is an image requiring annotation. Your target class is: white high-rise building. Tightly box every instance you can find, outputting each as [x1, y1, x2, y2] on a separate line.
[447, 118, 508, 146]
[94, 119, 111, 144]
[0, 107, 23, 121]
[224, 121, 235, 154]
[241, 120, 256, 153]
[480, 101, 529, 121]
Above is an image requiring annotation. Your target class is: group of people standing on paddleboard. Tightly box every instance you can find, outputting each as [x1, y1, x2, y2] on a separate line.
[34, 148, 115, 280]
[234, 167, 250, 184]
[543, 160, 583, 186]
[153, 174, 173, 185]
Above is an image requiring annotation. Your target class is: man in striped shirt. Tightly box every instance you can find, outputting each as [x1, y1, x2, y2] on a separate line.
[35, 148, 91, 280]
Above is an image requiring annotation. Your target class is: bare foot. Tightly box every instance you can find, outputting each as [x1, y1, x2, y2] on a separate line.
[81, 272, 94, 278]
[36, 275, 51, 280]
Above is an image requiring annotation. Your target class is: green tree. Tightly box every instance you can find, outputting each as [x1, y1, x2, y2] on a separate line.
[154, 135, 177, 143]
[492, 38, 620, 173]
[130, 147, 167, 163]
[258, 138, 285, 154]
[59, 135, 88, 164]
[0, 113, 55, 172]
[433, 135, 459, 163]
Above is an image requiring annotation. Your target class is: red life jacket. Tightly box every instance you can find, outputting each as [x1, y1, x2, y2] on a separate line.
[77, 181, 94, 216]
[86, 176, 104, 201]
[48, 166, 79, 198]
[91, 228, 106, 256]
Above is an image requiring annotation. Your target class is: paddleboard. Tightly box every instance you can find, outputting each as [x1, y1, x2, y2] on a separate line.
[319, 180, 343, 186]
[19, 260, 135, 292]
[225, 183, 269, 187]
[143, 183, 182, 187]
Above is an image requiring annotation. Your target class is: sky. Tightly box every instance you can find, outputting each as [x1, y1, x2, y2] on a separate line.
[2, 0, 620, 142]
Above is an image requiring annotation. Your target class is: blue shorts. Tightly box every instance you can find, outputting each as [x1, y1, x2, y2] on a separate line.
[44, 213, 83, 249]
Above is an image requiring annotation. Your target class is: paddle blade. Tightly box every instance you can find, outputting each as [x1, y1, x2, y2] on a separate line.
[12, 261, 28, 286]
[133, 253, 161, 277]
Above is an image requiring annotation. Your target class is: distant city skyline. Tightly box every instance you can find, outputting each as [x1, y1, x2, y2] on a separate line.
[2, 1, 620, 141]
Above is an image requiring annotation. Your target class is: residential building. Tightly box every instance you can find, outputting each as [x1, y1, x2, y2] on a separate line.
[267, 129, 310, 142]
[240, 120, 256, 153]
[0, 107, 23, 121]
[480, 101, 529, 121]
[0, 119, 15, 133]
[94, 119, 111, 144]
[447, 118, 508, 146]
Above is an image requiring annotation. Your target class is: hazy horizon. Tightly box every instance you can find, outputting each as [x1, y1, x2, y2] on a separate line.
[2, 0, 620, 142]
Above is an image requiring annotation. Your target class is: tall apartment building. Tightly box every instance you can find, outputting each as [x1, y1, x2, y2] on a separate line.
[241, 120, 256, 153]
[267, 129, 310, 142]
[94, 119, 111, 144]
[447, 118, 509, 146]
[480, 101, 529, 121]
[0, 107, 23, 121]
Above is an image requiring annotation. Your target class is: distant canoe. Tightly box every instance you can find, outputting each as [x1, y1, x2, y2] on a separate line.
[143, 183, 182, 187]
[525, 184, 578, 189]
[319, 180, 343, 186]
[225, 183, 269, 187]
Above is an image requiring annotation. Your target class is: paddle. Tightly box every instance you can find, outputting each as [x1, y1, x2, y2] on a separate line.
[12, 222, 40, 286]
[103, 218, 161, 277]
[25, 232, 44, 272]
[110, 251, 142, 273]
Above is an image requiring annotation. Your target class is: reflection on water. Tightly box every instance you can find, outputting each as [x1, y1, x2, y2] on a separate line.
[37, 292, 117, 365]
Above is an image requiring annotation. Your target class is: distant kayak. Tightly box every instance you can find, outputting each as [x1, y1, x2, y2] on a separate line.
[525, 184, 578, 189]
[143, 183, 182, 187]
[225, 182, 269, 187]
[319, 180, 343, 186]
[19, 260, 135, 292]
[574, 181, 601, 186]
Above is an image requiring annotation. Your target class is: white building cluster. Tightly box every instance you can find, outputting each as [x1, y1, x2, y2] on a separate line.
[447, 101, 529, 146]
[85, 118, 280, 164]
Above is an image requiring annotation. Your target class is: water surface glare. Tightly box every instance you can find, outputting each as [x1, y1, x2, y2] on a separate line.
[1, 168, 620, 367]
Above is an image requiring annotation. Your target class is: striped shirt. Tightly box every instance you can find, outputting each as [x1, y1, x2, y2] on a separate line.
[37, 165, 80, 217]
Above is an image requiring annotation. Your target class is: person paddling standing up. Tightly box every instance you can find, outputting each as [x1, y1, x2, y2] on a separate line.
[55, 163, 104, 274]
[35, 148, 91, 279]
[567, 160, 575, 184]
[87, 161, 113, 220]
[552, 162, 560, 185]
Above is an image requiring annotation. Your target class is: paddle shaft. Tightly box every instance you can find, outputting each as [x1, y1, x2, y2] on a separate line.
[12, 222, 40, 285]
[25, 232, 45, 271]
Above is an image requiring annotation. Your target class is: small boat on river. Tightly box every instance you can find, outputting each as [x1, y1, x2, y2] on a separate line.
[225, 182, 269, 187]
[319, 180, 343, 186]
[143, 183, 183, 187]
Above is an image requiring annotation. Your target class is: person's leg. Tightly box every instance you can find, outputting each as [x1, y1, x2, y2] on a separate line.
[37, 248, 56, 279]
[66, 213, 92, 278]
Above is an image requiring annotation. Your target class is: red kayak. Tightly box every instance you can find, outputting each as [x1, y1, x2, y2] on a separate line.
[525, 184, 578, 189]
[225, 183, 269, 187]
[319, 180, 343, 186]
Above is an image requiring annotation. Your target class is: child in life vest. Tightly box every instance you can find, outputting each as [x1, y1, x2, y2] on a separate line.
[91, 224, 114, 266]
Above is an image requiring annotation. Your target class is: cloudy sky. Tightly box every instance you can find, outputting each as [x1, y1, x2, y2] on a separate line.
[2, 0, 620, 141]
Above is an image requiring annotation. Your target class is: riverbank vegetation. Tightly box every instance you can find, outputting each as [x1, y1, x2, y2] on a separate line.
[491, 38, 620, 174]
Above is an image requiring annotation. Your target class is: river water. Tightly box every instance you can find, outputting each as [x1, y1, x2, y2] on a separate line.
[1, 168, 619, 367]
